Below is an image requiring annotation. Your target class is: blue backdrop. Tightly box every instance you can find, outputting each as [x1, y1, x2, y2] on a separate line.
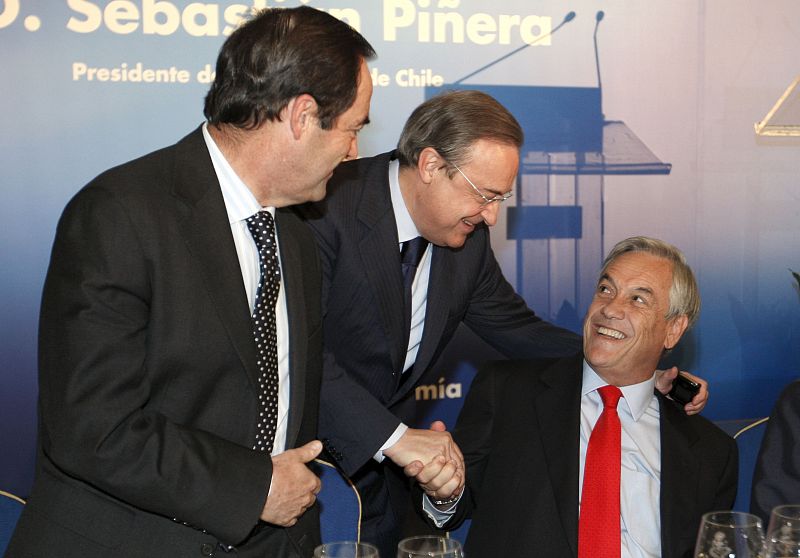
[2, 0, 799, 501]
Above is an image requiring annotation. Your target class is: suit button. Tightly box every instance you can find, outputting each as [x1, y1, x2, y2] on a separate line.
[200, 543, 215, 556]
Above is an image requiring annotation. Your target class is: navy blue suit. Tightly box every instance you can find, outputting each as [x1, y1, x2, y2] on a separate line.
[751, 380, 800, 523]
[299, 151, 581, 554]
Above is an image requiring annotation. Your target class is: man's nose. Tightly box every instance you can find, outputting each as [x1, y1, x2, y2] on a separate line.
[601, 297, 624, 319]
[480, 202, 501, 226]
[344, 136, 358, 161]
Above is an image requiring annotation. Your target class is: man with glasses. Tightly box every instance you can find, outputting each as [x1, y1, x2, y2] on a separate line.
[299, 90, 708, 555]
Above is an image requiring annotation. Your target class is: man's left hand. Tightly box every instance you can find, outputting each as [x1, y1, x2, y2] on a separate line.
[655, 366, 708, 415]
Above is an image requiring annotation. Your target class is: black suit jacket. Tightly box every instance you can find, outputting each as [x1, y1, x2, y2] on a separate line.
[439, 356, 737, 558]
[8, 127, 323, 558]
[299, 151, 581, 474]
[751, 379, 800, 523]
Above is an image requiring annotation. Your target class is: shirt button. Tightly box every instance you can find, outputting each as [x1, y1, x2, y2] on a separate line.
[200, 542, 215, 556]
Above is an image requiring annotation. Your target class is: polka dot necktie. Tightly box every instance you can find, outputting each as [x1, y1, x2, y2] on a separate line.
[578, 385, 623, 558]
[245, 211, 281, 453]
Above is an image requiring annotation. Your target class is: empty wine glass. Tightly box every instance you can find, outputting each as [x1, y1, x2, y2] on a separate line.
[694, 511, 766, 558]
[765, 505, 800, 557]
[397, 535, 463, 558]
[314, 541, 380, 558]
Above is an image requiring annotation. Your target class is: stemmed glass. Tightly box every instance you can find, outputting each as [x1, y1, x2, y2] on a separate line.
[765, 505, 800, 557]
[397, 535, 463, 558]
[694, 511, 766, 558]
[314, 541, 380, 557]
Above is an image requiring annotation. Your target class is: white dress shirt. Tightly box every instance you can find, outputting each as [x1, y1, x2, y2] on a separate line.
[376, 158, 432, 459]
[388, 158, 432, 374]
[202, 123, 291, 457]
[580, 362, 662, 558]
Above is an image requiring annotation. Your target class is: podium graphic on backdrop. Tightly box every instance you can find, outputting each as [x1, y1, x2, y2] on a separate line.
[434, 83, 671, 329]
[423, 9, 672, 330]
[427, 68, 671, 331]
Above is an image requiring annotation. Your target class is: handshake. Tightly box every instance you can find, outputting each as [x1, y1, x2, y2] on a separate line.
[383, 420, 465, 507]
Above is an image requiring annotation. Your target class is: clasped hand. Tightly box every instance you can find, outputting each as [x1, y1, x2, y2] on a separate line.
[385, 421, 464, 502]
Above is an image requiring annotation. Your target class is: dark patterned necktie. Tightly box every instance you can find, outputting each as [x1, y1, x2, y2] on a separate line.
[245, 211, 281, 453]
[400, 236, 429, 334]
[578, 385, 623, 558]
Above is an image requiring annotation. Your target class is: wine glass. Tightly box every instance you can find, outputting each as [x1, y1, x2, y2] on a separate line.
[765, 505, 800, 557]
[694, 511, 766, 558]
[313, 541, 380, 558]
[397, 535, 463, 558]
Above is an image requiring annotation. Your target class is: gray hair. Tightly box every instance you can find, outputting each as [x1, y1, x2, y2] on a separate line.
[396, 90, 523, 172]
[601, 236, 700, 328]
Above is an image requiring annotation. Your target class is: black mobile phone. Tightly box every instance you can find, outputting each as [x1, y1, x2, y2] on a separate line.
[669, 373, 700, 406]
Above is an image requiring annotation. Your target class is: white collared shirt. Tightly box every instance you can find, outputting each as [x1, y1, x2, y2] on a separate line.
[580, 362, 662, 558]
[388, 158, 432, 374]
[376, 159, 432, 458]
[202, 123, 290, 456]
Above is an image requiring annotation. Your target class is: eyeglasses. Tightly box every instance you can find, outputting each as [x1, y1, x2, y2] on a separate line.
[452, 163, 513, 205]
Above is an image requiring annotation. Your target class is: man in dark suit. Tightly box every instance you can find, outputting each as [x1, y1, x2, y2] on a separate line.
[299, 91, 709, 556]
[751, 380, 800, 523]
[415, 236, 737, 558]
[7, 7, 374, 558]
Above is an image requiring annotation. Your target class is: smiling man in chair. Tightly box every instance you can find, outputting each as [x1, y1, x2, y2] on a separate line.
[415, 236, 737, 558]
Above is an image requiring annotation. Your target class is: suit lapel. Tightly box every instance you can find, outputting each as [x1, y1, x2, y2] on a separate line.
[356, 155, 406, 376]
[171, 128, 260, 392]
[658, 393, 701, 558]
[535, 355, 584, 556]
[275, 209, 308, 447]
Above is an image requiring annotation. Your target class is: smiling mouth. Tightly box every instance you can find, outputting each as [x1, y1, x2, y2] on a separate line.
[461, 219, 475, 228]
[597, 326, 626, 340]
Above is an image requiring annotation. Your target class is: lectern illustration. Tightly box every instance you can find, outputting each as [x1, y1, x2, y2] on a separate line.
[425, 83, 672, 330]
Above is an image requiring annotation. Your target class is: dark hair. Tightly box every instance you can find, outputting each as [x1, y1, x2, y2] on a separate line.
[396, 90, 523, 171]
[204, 6, 375, 130]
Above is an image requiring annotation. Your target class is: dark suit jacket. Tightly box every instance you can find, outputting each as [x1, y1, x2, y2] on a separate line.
[751, 379, 800, 523]
[300, 151, 580, 474]
[297, 151, 580, 552]
[437, 355, 738, 558]
[7, 127, 323, 558]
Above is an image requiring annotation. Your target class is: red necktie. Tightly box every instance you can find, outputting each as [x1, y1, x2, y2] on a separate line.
[578, 385, 623, 558]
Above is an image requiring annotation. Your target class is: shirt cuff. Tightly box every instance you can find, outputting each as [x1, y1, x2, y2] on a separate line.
[421, 493, 461, 528]
[373, 423, 409, 462]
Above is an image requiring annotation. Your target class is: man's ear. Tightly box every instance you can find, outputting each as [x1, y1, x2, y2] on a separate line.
[287, 94, 318, 140]
[664, 314, 689, 350]
[417, 147, 442, 185]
